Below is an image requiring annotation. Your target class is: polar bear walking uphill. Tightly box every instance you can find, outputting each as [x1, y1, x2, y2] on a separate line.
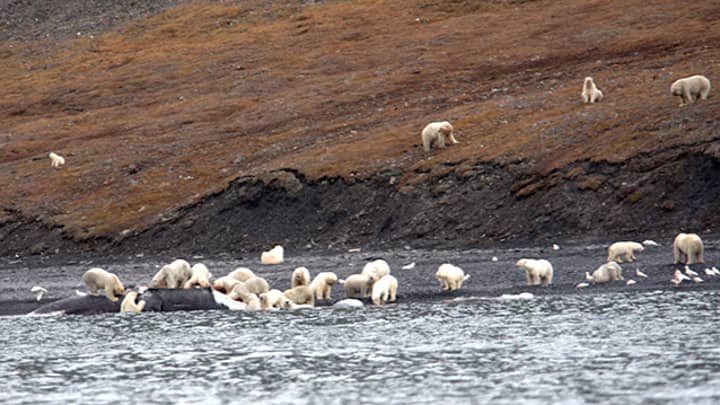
[435, 264, 469, 291]
[673, 233, 704, 265]
[48, 152, 65, 168]
[607, 241, 644, 263]
[515, 259, 553, 286]
[671, 75, 710, 106]
[421, 121, 459, 152]
[82, 268, 125, 302]
[581, 77, 603, 103]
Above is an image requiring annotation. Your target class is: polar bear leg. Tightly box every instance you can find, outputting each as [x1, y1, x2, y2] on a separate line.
[437, 134, 446, 149]
[683, 88, 693, 105]
[449, 133, 460, 144]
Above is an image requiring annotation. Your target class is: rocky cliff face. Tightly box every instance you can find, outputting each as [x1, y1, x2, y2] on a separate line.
[1, 0, 719, 256]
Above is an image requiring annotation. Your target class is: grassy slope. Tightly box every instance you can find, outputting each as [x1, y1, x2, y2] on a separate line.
[1, 0, 719, 241]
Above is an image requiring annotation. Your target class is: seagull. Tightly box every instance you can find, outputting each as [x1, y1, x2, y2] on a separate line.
[672, 269, 690, 284]
[635, 269, 648, 278]
[712, 267, 720, 276]
[626, 279, 637, 286]
[704, 268, 715, 277]
[642, 240, 660, 247]
[585, 272, 594, 282]
[692, 276, 704, 283]
[401, 262, 416, 270]
[75, 289, 88, 296]
[576, 282, 590, 289]
[552, 244, 560, 251]
[684, 266, 699, 277]
[491, 256, 498, 262]
[31, 286, 48, 301]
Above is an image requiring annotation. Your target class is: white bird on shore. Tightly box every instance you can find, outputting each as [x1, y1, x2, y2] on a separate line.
[626, 279, 637, 286]
[31, 286, 48, 301]
[552, 244, 560, 251]
[642, 240, 660, 247]
[576, 282, 590, 289]
[712, 267, 720, 276]
[684, 266, 698, 277]
[692, 276, 704, 283]
[491, 256, 498, 262]
[75, 289, 88, 296]
[704, 268, 715, 277]
[401, 262, 416, 270]
[635, 269, 648, 278]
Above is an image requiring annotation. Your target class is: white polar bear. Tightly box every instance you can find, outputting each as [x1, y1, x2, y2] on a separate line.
[309, 272, 338, 301]
[371, 275, 398, 306]
[585, 262, 623, 283]
[607, 241, 644, 263]
[259, 289, 285, 310]
[244, 276, 270, 295]
[48, 152, 65, 168]
[581, 77, 603, 103]
[435, 264, 469, 291]
[515, 259, 553, 286]
[120, 291, 146, 313]
[151, 259, 192, 288]
[361, 259, 390, 282]
[212, 276, 242, 294]
[283, 285, 315, 306]
[261, 245, 284, 265]
[673, 233, 704, 264]
[184, 263, 213, 288]
[671, 75, 711, 106]
[342, 274, 375, 298]
[291, 267, 311, 288]
[228, 267, 255, 282]
[82, 268, 125, 302]
[421, 121, 459, 152]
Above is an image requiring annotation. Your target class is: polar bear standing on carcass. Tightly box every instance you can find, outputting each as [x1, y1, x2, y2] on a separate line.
[421, 121, 459, 152]
[581, 77, 603, 103]
[673, 233, 704, 264]
[671, 75, 711, 106]
[151, 259, 192, 288]
[515, 259, 553, 286]
[607, 241, 644, 263]
[82, 268, 125, 302]
[184, 263, 213, 288]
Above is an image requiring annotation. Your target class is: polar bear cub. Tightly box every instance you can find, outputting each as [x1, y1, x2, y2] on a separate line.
[151, 259, 192, 288]
[82, 268, 125, 302]
[48, 152, 65, 168]
[261, 245, 284, 265]
[361, 259, 390, 282]
[371, 275, 398, 306]
[342, 274, 375, 298]
[515, 259, 553, 286]
[607, 241, 644, 263]
[673, 233, 704, 264]
[421, 121, 459, 152]
[309, 272, 338, 301]
[228, 267, 255, 282]
[585, 262, 623, 283]
[120, 291, 146, 313]
[671, 75, 710, 106]
[435, 264, 469, 291]
[184, 263, 213, 288]
[291, 267, 311, 288]
[581, 77, 603, 103]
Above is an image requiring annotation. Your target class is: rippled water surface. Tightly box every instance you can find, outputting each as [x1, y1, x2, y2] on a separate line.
[2, 290, 720, 404]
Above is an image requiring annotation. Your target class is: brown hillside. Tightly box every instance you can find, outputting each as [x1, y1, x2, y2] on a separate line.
[1, 0, 719, 254]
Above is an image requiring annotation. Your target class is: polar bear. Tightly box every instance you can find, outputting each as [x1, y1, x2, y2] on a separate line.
[421, 121, 459, 152]
[82, 268, 125, 302]
[244, 276, 270, 295]
[184, 263, 213, 288]
[515, 259, 553, 286]
[120, 291, 146, 313]
[261, 245, 284, 265]
[309, 272, 338, 301]
[228, 267, 255, 282]
[291, 267, 311, 288]
[48, 152, 65, 168]
[342, 274, 375, 298]
[371, 275, 398, 306]
[607, 241, 644, 263]
[671, 75, 711, 106]
[585, 262, 623, 283]
[581, 77, 603, 103]
[212, 276, 242, 294]
[151, 259, 192, 288]
[673, 233, 704, 264]
[283, 285, 315, 306]
[435, 264, 469, 291]
[280, 297, 315, 310]
[259, 289, 285, 309]
[361, 259, 390, 282]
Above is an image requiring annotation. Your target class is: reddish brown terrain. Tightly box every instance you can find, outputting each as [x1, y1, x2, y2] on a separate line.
[1, 0, 719, 256]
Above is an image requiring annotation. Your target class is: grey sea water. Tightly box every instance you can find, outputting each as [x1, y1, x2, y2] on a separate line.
[2, 290, 719, 404]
